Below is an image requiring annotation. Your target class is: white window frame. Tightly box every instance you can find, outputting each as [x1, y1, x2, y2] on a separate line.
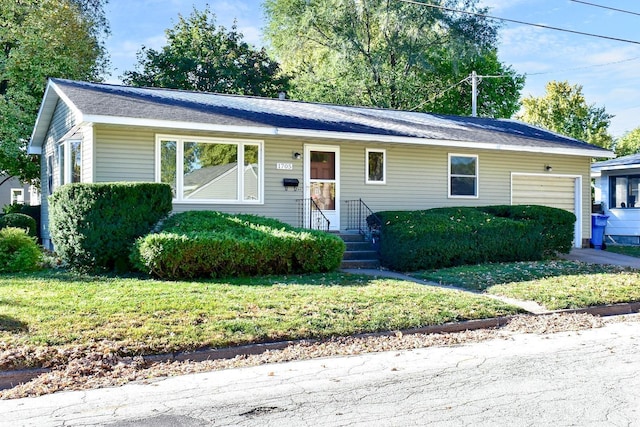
[57, 139, 82, 185]
[365, 148, 386, 185]
[155, 134, 264, 204]
[10, 188, 24, 205]
[448, 153, 479, 198]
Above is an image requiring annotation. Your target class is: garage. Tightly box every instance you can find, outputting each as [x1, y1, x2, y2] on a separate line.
[511, 173, 582, 247]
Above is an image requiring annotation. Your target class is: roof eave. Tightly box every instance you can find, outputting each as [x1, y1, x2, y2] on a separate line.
[84, 114, 613, 158]
[28, 80, 83, 154]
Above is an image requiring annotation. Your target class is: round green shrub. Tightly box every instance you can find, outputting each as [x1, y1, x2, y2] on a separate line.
[0, 227, 42, 273]
[0, 213, 37, 237]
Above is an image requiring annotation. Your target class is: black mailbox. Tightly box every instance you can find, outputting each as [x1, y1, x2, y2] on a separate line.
[283, 178, 299, 189]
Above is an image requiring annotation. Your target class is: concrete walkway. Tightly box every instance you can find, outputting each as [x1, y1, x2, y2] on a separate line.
[343, 248, 640, 315]
[342, 268, 549, 314]
[560, 247, 640, 268]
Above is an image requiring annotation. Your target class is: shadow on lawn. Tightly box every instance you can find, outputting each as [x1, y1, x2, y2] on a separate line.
[0, 315, 28, 332]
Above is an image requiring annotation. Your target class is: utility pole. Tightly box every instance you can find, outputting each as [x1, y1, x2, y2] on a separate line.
[471, 70, 478, 117]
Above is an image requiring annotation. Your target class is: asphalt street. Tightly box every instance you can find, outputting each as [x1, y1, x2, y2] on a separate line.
[3, 314, 640, 427]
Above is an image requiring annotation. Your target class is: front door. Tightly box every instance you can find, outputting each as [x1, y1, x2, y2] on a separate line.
[305, 145, 340, 231]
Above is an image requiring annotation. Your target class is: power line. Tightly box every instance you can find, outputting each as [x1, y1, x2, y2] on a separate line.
[526, 56, 640, 76]
[570, 0, 640, 17]
[398, 0, 640, 45]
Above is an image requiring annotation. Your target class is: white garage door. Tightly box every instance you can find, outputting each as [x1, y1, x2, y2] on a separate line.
[512, 174, 581, 248]
[512, 175, 576, 213]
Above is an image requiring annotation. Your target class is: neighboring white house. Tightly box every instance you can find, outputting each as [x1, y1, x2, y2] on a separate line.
[0, 175, 40, 211]
[592, 153, 640, 244]
[28, 79, 613, 249]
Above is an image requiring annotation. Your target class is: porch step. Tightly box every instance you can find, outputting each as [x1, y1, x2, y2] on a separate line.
[338, 233, 380, 270]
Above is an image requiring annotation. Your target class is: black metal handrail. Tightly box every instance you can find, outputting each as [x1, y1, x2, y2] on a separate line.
[344, 199, 382, 240]
[296, 198, 330, 231]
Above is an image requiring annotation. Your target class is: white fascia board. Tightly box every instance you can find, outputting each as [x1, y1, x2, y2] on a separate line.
[592, 164, 640, 173]
[28, 80, 84, 153]
[84, 114, 615, 158]
[28, 83, 56, 153]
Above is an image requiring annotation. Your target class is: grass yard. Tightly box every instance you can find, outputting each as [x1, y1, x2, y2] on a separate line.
[0, 270, 522, 367]
[605, 245, 640, 258]
[415, 260, 640, 310]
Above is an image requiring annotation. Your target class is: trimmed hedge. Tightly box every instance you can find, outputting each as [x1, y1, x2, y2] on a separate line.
[49, 183, 173, 271]
[377, 208, 544, 271]
[0, 213, 37, 237]
[0, 227, 42, 273]
[478, 205, 576, 256]
[131, 211, 346, 279]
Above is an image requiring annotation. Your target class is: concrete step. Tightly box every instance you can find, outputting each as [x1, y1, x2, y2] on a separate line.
[340, 259, 381, 269]
[342, 250, 379, 260]
[338, 232, 380, 270]
[344, 241, 373, 251]
[338, 233, 366, 242]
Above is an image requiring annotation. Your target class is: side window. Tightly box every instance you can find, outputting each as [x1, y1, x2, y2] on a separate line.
[610, 175, 640, 208]
[449, 154, 478, 198]
[57, 140, 82, 185]
[47, 155, 54, 195]
[10, 188, 24, 204]
[366, 148, 386, 184]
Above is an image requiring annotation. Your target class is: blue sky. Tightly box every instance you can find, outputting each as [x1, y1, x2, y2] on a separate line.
[104, 0, 640, 137]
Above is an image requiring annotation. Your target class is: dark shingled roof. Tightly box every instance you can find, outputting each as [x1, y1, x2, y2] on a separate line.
[40, 79, 611, 156]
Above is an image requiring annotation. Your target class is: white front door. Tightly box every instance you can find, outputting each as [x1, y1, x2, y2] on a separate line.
[304, 144, 340, 231]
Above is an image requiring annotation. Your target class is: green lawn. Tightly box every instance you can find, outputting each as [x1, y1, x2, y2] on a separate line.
[0, 270, 521, 368]
[415, 260, 640, 310]
[605, 245, 640, 258]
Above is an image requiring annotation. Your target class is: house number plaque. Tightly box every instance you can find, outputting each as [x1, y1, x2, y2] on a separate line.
[276, 163, 294, 170]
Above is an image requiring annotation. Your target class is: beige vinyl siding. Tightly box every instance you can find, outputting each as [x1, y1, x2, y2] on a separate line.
[84, 124, 594, 241]
[94, 126, 156, 182]
[339, 143, 591, 240]
[40, 100, 77, 246]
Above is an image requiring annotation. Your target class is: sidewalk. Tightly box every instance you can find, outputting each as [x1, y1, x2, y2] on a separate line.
[559, 248, 640, 268]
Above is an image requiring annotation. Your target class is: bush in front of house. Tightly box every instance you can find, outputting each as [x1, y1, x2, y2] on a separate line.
[0, 213, 37, 237]
[131, 211, 346, 279]
[376, 207, 546, 271]
[49, 183, 173, 271]
[478, 205, 576, 256]
[0, 227, 42, 273]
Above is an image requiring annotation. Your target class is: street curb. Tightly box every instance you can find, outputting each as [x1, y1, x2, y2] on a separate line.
[2, 302, 639, 391]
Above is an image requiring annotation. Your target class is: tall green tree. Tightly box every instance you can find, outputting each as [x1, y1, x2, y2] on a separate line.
[518, 81, 613, 149]
[122, 7, 290, 97]
[0, 0, 109, 186]
[263, 0, 524, 117]
[614, 127, 640, 157]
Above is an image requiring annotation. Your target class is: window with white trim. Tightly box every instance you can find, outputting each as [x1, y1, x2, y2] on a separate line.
[449, 154, 478, 197]
[10, 188, 24, 204]
[156, 135, 263, 203]
[57, 140, 82, 185]
[366, 148, 386, 184]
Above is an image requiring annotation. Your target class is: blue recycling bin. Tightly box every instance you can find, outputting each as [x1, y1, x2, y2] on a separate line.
[591, 214, 609, 250]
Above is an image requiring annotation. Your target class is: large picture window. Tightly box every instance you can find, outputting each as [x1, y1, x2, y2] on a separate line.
[156, 135, 263, 203]
[610, 175, 640, 208]
[449, 154, 478, 197]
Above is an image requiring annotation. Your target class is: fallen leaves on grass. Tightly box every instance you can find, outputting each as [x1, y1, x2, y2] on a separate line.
[0, 313, 611, 399]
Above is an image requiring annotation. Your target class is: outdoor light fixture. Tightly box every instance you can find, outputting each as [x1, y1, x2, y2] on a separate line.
[545, 165, 553, 172]
[293, 152, 302, 160]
